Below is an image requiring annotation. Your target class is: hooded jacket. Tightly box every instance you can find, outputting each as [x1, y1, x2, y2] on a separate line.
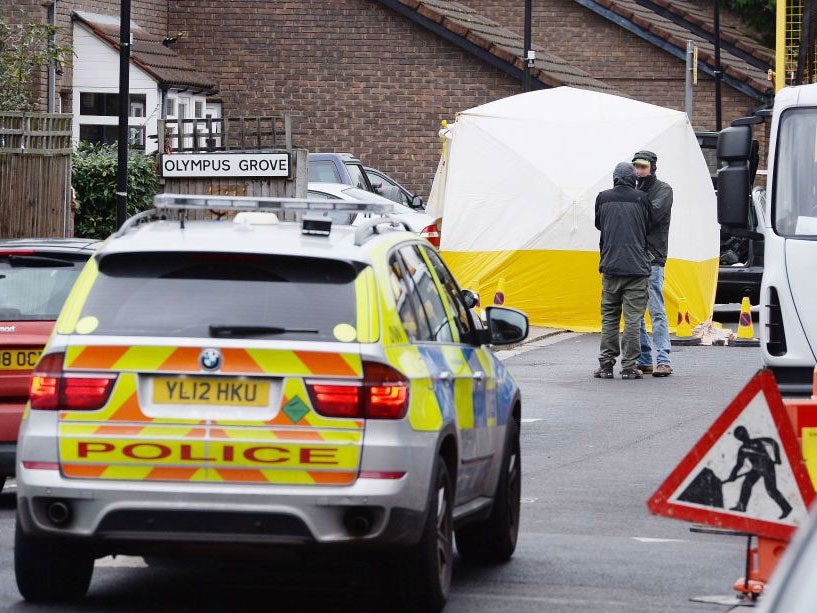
[632, 150, 673, 266]
[594, 163, 652, 277]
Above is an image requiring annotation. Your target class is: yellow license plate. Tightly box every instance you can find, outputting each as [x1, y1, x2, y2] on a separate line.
[152, 377, 270, 407]
[0, 349, 41, 371]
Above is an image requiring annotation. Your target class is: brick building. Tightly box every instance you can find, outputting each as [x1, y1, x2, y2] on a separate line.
[6, 0, 773, 195]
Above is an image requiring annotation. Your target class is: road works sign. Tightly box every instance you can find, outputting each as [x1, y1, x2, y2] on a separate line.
[648, 370, 815, 540]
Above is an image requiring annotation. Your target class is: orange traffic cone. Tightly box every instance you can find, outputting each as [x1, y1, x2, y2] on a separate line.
[671, 297, 701, 346]
[732, 296, 759, 347]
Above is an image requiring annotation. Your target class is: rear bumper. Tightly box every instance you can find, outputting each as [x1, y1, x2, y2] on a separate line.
[0, 401, 25, 442]
[15, 456, 434, 554]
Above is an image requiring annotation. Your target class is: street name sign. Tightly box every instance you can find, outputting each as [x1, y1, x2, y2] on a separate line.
[161, 153, 290, 178]
[648, 369, 815, 540]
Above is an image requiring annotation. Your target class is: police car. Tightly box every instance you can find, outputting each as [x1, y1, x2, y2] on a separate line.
[14, 195, 528, 610]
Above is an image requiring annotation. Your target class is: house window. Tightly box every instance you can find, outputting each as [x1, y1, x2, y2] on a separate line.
[77, 125, 145, 151]
[165, 97, 176, 117]
[194, 100, 204, 118]
[79, 124, 118, 146]
[80, 93, 147, 117]
[177, 100, 188, 119]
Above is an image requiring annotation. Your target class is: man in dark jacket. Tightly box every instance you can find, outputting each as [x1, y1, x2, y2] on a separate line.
[632, 151, 674, 377]
[594, 162, 652, 379]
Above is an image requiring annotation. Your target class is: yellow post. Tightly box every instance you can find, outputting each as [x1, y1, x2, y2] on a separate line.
[776, 0, 786, 91]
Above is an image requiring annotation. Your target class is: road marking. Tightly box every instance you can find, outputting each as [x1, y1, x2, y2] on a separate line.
[521, 497, 538, 503]
[496, 332, 582, 361]
[521, 418, 543, 423]
[95, 555, 148, 568]
[632, 537, 686, 543]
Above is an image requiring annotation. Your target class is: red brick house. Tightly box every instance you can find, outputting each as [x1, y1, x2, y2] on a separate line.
[7, 0, 773, 195]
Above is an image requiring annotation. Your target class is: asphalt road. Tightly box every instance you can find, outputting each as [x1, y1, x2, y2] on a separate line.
[0, 333, 762, 611]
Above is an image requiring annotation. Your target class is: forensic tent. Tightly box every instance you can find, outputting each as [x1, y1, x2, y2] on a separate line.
[429, 87, 719, 332]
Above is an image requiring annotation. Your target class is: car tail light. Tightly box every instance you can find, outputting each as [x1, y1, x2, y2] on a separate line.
[306, 361, 408, 420]
[420, 224, 441, 247]
[306, 384, 360, 418]
[29, 352, 116, 411]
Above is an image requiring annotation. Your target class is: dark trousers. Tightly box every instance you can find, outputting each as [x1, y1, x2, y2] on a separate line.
[737, 469, 792, 514]
[599, 274, 649, 370]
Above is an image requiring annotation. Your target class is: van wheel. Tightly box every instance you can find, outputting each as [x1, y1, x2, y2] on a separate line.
[401, 456, 454, 612]
[456, 419, 521, 563]
[15, 520, 93, 602]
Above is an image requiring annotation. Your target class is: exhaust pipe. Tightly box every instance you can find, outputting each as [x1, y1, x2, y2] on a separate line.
[343, 507, 374, 536]
[46, 501, 72, 526]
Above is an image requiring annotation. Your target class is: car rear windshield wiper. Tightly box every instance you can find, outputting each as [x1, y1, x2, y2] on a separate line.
[6, 255, 76, 268]
[209, 325, 319, 338]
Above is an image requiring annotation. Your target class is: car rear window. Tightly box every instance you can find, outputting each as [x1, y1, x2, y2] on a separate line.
[0, 253, 86, 321]
[308, 160, 341, 183]
[78, 252, 361, 341]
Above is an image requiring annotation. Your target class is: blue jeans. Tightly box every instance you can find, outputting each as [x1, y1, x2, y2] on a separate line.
[638, 265, 671, 367]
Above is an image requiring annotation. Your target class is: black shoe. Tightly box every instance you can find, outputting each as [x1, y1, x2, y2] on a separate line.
[730, 505, 746, 513]
[780, 506, 792, 520]
[594, 366, 614, 379]
[620, 367, 643, 380]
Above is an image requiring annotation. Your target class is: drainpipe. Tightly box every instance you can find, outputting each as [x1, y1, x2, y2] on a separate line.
[47, 0, 57, 112]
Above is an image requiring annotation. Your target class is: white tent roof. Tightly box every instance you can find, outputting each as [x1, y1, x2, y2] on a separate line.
[437, 87, 718, 261]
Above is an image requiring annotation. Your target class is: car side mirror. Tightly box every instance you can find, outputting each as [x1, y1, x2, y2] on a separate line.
[485, 306, 528, 345]
[411, 195, 424, 209]
[461, 289, 479, 309]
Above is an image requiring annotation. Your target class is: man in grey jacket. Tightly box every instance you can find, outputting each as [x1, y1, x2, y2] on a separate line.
[632, 151, 674, 377]
[594, 162, 652, 380]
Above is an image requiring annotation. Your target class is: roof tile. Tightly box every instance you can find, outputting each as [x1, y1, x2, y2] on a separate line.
[72, 10, 218, 93]
[380, 0, 621, 95]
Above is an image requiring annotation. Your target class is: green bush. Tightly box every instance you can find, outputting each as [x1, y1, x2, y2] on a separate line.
[72, 142, 159, 239]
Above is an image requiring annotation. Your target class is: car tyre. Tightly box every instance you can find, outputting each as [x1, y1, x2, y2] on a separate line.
[15, 520, 93, 603]
[398, 456, 453, 612]
[456, 418, 521, 563]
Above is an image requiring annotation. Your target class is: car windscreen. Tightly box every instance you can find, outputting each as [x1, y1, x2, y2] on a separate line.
[344, 163, 371, 191]
[78, 252, 361, 341]
[0, 253, 87, 321]
[774, 107, 817, 238]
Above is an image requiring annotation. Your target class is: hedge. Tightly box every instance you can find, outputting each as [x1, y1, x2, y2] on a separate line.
[72, 142, 159, 239]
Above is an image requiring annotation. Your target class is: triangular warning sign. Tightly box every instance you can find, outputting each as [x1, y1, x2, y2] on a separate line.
[648, 370, 815, 540]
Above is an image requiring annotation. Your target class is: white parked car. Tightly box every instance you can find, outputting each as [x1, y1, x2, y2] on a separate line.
[308, 183, 441, 246]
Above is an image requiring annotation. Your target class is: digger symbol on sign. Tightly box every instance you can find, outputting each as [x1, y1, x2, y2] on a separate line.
[677, 425, 793, 520]
[724, 426, 792, 519]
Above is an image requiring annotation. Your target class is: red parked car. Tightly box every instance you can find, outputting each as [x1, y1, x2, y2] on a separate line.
[0, 239, 98, 492]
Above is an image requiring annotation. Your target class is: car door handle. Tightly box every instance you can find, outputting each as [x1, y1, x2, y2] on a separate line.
[438, 371, 453, 382]
[472, 371, 486, 381]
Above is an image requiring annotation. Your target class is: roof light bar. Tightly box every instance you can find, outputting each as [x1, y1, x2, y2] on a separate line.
[152, 193, 393, 214]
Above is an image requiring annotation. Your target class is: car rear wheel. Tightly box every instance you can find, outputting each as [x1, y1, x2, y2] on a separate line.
[456, 418, 521, 563]
[398, 456, 453, 612]
[15, 520, 93, 603]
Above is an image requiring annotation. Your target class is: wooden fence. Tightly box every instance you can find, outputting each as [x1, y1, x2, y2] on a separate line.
[0, 113, 73, 238]
[158, 115, 307, 199]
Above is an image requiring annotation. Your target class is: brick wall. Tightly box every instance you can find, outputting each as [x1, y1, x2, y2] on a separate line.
[4, 0, 168, 112]
[467, 0, 764, 150]
[169, 0, 521, 196]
